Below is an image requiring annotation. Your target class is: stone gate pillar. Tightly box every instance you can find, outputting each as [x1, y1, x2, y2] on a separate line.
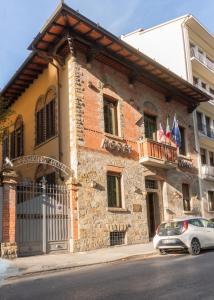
[0, 167, 18, 259]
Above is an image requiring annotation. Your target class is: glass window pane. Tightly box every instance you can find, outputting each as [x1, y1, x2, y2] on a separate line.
[107, 173, 122, 208]
[104, 98, 118, 135]
[144, 114, 157, 140]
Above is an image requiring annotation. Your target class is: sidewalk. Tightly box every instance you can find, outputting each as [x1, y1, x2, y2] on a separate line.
[1, 242, 157, 281]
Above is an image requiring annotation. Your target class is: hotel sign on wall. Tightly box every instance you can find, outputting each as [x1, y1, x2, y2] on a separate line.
[101, 138, 132, 154]
[178, 157, 193, 169]
[12, 155, 72, 176]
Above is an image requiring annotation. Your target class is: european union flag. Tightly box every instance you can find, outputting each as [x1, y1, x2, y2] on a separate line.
[171, 114, 181, 148]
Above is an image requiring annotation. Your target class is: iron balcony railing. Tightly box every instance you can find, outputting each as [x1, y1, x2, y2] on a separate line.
[201, 165, 214, 178]
[191, 47, 214, 72]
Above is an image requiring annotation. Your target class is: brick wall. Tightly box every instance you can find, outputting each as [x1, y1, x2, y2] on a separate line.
[67, 50, 201, 251]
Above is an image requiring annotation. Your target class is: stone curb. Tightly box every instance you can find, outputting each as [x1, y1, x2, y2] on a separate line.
[6, 251, 158, 281]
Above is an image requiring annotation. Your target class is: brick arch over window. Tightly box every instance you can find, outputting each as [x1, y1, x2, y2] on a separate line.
[10, 115, 24, 159]
[35, 86, 57, 146]
[143, 101, 159, 116]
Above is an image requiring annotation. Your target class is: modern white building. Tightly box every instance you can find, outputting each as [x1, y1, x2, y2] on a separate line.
[122, 15, 214, 218]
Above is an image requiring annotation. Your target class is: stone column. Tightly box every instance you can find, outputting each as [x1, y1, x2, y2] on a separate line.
[1, 167, 18, 259]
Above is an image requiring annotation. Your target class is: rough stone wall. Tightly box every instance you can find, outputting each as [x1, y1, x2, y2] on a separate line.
[73, 150, 148, 252]
[71, 50, 200, 251]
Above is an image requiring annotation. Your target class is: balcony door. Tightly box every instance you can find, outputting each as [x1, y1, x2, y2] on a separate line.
[144, 114, 157, 141]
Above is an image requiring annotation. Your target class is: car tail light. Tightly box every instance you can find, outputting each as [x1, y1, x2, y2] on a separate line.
[182, 220, 188, 233]
[156, 225, 160, 235]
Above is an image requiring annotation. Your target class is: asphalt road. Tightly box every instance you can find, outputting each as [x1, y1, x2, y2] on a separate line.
[1, 251, 214, 300]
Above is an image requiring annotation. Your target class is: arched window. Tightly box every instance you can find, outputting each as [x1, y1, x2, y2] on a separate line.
[35, 96, 45, 145]
[10, 115, 24, 158]
[45, 87, 56, 140]
[2, 129, 9, 161]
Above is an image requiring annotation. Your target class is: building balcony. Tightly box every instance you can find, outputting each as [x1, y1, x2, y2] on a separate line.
[198, 123, 212, 137]
[201, 165, 214, 181]
[191, 47, 214, 73]
[139, 139, 178, 168]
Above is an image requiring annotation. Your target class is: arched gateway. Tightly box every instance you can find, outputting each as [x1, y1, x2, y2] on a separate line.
[7, 156, 73, 257]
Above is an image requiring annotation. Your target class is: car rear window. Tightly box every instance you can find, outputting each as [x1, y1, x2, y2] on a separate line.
[188, 219, 204, 227]
[159, 221, 183, 236]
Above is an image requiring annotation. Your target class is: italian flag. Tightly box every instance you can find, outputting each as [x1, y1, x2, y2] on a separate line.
[166, 114, 171, 139]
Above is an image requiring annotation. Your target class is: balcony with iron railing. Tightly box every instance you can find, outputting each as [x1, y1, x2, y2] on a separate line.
[139, 139, 178, 168]
[190, 47, 214, 73]
[201, 165, 214, 181]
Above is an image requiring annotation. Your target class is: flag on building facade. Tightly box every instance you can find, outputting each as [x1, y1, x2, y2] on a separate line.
[157, 123, 165, 143]
[171, 114, 181, 148]
[165, 114, 171, 139]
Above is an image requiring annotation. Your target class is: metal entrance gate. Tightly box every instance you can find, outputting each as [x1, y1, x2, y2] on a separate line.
[16, 179, 71, 256]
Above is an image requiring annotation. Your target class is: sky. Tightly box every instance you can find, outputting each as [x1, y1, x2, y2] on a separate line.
[0, 0, 214, 90]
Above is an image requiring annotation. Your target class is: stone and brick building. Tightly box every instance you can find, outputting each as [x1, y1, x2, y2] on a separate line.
[0, 4, 210, 255]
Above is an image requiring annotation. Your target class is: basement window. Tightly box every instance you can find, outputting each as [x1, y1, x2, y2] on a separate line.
[110, 231, 126, 246]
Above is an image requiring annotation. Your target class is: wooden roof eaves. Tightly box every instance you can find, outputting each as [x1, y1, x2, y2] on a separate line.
[28, 3, 210, 104]
[0, 52, 36, 96]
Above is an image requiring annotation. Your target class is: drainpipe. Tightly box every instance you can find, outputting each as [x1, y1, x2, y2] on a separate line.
[50, 61, 64, 181]
[181, 16, 203, 215]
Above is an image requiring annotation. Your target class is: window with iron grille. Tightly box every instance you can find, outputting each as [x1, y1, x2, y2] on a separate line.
[110, 231, 126, 246]
[182, 184, 191, 211]
[107, 173, 122, 208]
[145, 179, 157, 189]
[104, 97, 118, 136]
[144, 113, 157, 140]
[208, 191, 214, 211]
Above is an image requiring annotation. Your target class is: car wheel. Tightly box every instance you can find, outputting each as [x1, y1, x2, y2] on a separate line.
[188, 238, 201, 255]
[159, 249, 168, 255]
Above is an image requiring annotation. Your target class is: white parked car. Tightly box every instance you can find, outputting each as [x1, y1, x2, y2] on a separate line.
[153, 217, 214, 255]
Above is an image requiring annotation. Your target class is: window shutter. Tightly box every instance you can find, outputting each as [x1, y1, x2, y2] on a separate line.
[20, 124, 24, 156]
[10, 131, 16, 159]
